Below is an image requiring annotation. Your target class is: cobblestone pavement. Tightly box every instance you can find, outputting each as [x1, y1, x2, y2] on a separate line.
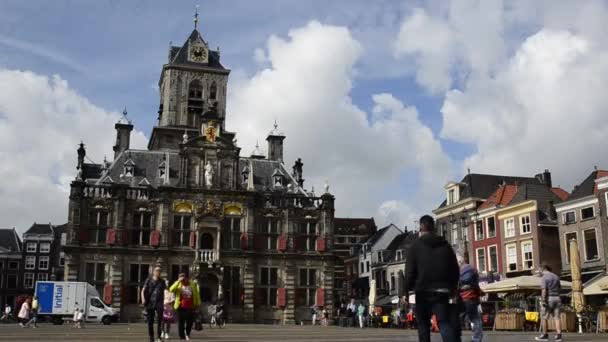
[0, 323, 606, 341]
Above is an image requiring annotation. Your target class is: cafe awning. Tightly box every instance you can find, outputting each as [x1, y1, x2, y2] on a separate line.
[481, 275, 572, 293]
[583, 274, 608, 296]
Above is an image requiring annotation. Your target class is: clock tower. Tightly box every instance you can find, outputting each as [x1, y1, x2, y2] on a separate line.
[149, 20, 229, 151]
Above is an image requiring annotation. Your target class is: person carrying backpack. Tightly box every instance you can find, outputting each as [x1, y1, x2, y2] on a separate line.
[458, 255, 483, 342]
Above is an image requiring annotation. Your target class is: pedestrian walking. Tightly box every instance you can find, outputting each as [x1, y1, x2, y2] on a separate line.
[17, 297, 31, 327]
[402, 215, 461, 342]
[1, 304, 12, 322]
[169, 273, 200, 341]
[141, 265, 166, 342]
[310, 305, 318, 325]
[25, 296, 38, 328]
[322, 307, 328, 326]
[347, 299, 356, 327]
[162, 279, 176, 340]
[458, 255, 483, 342]
[357, 302, 366, 328]
[535, 265, 562, 342]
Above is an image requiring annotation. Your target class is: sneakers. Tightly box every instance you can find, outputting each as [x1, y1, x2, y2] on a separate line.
[554, 334, 563, 342]
[535, 334, 548, 341]
[162, 332, 170, 339]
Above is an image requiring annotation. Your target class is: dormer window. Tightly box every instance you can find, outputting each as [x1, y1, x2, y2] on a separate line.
[272, 169, 283, 187]
[448, 189, 455, 204]
[124, 158, 135, 178]
[396, 250, 403, 261]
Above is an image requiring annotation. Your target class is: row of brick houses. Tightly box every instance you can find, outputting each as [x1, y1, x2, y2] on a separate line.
[434, 168, 608, 285]
[0, 223, 66, 309]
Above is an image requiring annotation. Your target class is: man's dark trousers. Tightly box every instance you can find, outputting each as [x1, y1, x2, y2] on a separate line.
[146, 306, 163, 342]
[415, 292, 461, 342]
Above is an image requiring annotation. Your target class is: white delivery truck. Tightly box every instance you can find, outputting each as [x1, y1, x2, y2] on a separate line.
[35, 281, 118, 325]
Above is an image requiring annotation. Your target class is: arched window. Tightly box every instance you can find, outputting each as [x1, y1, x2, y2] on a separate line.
[209, 82, 217, 100]
[188, 80, 203, 99]
[200, 233, 214, 250]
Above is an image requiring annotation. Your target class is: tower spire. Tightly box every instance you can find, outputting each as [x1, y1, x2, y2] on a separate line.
[194, 4, 199, 30]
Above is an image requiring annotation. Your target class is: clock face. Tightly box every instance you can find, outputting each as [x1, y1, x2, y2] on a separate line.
[190, 45, 207, 62]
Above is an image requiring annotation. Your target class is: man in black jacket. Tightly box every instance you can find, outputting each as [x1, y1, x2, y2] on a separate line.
[403, 215, 460, 342]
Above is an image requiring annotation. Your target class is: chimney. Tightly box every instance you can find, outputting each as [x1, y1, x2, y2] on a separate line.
[535, 169, 552, 188]
[266, 121, 285, 162]
[543, 169, 552, 188]
[113, 108, 134, 159]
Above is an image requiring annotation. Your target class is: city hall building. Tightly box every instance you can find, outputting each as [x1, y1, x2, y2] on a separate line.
[63, 18, 335, 323]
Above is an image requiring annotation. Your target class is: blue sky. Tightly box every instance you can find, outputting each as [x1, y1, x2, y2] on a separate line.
[2, 0, 608, 232]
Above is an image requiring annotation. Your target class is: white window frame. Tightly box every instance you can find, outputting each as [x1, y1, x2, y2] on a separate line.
[486, 216, 496, 238]
[37, 273, 48, 281]
[448, 189, 455, 205]
[26, 242, 37, 253]
[59, 251, 65, 266]
[38, 256, 49, 270]
[563, 210, 576, 224]
[487, 244, 498, 272]
[474, 220, 484, 241]
[580, 206, 595, 221]
[39, 242, 51, 253]
[506, 244, 517, 272]
[564, 232, 578, 265]
[583, 228, 600, 261]
[25, 256, 36, 270]
[476, 248, 486, 273]
[521, 240, 534, 270]
[520, 215, 531, 235]
[452, 223, 459, 244]
[24, 273, 34, 288]
[504, 218, 515, 238]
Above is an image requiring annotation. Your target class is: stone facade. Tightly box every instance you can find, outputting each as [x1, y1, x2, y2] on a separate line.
[556, 170, 608, 281]
[63, 26, 335, 324]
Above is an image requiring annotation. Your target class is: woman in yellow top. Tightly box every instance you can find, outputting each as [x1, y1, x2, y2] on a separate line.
[169, 273, 200, 341]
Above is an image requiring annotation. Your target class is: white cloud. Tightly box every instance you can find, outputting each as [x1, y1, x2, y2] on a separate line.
[393, 0, 608, 191]
[393, 1, 506, 94]
[0, 69, 147, 233]
[441, 29, 608, 189]
[228, 21, 451, 228]
[377, 200, 417, 231]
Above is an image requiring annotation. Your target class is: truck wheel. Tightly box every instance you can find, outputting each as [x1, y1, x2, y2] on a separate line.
[102, 316, 112, 325]
[52, 316, 64, 325]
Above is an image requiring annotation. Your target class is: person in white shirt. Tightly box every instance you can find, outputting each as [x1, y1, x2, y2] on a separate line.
[1, 304, 11, 321]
